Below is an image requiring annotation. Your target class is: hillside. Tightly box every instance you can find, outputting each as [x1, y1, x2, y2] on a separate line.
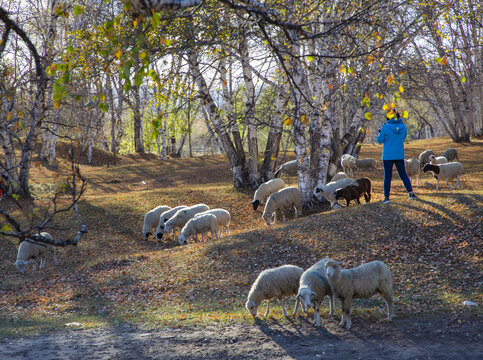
[0, 137, 481, 337]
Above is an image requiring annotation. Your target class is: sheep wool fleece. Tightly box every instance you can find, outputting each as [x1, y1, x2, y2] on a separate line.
[376, 118, 407, 160]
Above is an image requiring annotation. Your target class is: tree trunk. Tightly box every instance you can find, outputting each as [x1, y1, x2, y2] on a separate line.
[260, 88, 289, 181]
[239, 28, 261, 187]
[187, 46, 248, 187]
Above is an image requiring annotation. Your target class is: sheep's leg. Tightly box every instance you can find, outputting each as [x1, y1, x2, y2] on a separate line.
[380, 292, 394, 321]
[456, 175, 461, 189]
[172, 229, 177, 241]
[32, 261, 37, 271]
[39, 257, 45, 269]
[435, 178, 439, 190]
[328, 295, 335, 316]
[53, 247, 58, 265]
[356, 197, 361, 204]
[446, 178, 452, 190]
[341, 297, 352, 329]
[282, 212, 287, 222]
[293, 297, 300, 316]
[264, 300, 271, 317]
[416, 174, 419, 186]
[226, 225, 230, 235]
[314, 302, 321, 326]
[277, 298, 288, 317]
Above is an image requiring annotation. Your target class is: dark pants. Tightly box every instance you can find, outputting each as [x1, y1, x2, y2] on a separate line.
[383, 159, 413, 199]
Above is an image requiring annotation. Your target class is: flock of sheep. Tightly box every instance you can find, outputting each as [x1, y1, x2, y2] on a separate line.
[11, 146, 465, 330]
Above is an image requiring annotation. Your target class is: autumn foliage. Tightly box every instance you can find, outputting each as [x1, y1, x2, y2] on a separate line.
[0, 137, 481, 335]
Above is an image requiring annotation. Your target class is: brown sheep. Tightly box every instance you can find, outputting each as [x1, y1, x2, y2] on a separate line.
[334, 177, 372, 207]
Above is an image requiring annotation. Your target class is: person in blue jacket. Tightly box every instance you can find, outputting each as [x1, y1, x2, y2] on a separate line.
[376, 112, 417, 203]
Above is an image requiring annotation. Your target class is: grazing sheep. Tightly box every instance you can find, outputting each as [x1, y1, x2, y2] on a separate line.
[274, 160, 297, 178]
[296, 259, 335, 326]
[341, 154, 357, 177]
[164, 204, 210, 236]
[252, 178, 285, 211]
[142, 205, 171, 240]
[335, 177, 371, 207]
[355, 158, 377, 171]
[14, 232, 58, 273]
[429, 155, 448, 165]
[442, 148, 459, 162]
[422, 162, 464, 190]
[262, 187, 302, 225]
[325, 260, 394, 329]
[178, 214, 219, 245]
[155, 206, 188, 242]
[404, 158, 421, 186]
[313, 178, 357, 209]
[194, 208, 231, 236]
[418, 150, 435, 166]
[331, 172, 349, 182]
[246, 265, 304, 317]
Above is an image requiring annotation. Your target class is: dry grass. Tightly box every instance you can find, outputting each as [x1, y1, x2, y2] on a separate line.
[0, 137, 481, 336]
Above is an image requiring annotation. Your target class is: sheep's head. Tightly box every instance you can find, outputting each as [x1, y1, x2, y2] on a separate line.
[313, 186, 326, 202]
[178, 235, 187, 245]
[325, 261, 342, 280]
[428, 154, 436, 163]
[297, 287, 317, 310]
[14, 260, 27, 273]
[422, 163, 439, 174]
[245, 300, 258, 317]
[164, 221, 173, 233]
[262, 212, 272, 225]
[252, 199, 260, 211]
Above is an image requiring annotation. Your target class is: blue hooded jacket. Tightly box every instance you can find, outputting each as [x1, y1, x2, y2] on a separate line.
[376, 118, 407, 160]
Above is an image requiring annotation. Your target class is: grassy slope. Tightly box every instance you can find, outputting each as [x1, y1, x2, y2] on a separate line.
[0, 138, 481, 336]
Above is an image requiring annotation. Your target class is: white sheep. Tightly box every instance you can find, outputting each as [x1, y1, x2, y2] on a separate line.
[296, 259, 335, 327]
[262, 187, 302, 225]
[155, 205, 188, 242]
[331, 172, 349, 182]
[341, 154, 357, 177]
[422, 162, 464, 190]
[164, 204, 210, 236]
[418, 150, 435, 166]
[14, 232, 58, 273]
[178, 213, 219, 245]
[355, 158, 377, 171]
[252, 178, 285, 211]
[274, 160, 297, 178]
[194, 208, 231, 236]
[429, 155, 448, 165]
[442, 148, 459, 162]
[313, 178, 357, 209]
[325, 259, 394, 329]
[404, 158, 421, 186]
[142, 205, 171, 240]
[246, 264, 304, 317]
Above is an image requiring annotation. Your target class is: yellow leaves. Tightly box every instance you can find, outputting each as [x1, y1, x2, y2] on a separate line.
[386, 109, 395, 119]
[328, 83, 333, 91]
[461, 76, 466, 83]
[114, 49, 122, 60]
[339, 64, 346, 74]
[399, 86, 405, 93]
[283, 117, 293, 126]
[440, 56, 447, 66]
[54, 101, 61, 110]
[139, 51, 146, 60]
[367, 55, 375, 64]
[6, 112, 12, 121]
[386, 73, 394, 84]
[390, 102, 396, 109]
[402, 110, 409, 118]
[301, 114, 310, 125]
[364, 112, 372, 120]
[307, 55, 315, 62]
[383, 104, 389, 111]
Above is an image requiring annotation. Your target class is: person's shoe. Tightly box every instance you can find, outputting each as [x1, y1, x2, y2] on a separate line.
[383, 198, 390, 204]
[409, 192, 418, 200]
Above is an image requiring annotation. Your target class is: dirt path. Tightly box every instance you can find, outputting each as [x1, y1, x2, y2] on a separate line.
[0, 315, 480, 359]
